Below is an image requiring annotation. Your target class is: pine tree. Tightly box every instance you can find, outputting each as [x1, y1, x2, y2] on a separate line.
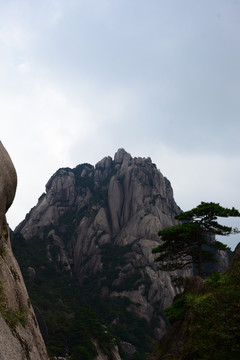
[152, 202, 240, 277]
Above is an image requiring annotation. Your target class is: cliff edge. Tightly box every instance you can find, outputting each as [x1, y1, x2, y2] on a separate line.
[0, 141, 48, 360]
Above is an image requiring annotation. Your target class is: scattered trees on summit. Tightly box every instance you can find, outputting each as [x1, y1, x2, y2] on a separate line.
[152, 202, 240, 277]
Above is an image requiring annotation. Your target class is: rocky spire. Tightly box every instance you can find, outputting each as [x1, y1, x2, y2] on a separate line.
[14, 149, 191, 358]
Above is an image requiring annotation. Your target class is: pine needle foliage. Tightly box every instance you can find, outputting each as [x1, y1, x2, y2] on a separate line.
[152, 202, 240, 277]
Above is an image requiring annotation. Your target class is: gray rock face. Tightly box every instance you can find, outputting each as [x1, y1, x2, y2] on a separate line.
[93, 341, 121, 360]
[0, 141, 17, 233]
[0, 230, 48, 360]
[226, 242, 240, 271]
[15, 149, 192, 349]
[0, 142, 48, 360]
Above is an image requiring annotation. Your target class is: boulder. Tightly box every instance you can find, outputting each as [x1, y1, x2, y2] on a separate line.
[0, 142, 48, 360]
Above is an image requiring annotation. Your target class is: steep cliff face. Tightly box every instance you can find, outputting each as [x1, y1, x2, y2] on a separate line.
[0, 141, 48, 360]
[0, 226, 48, 360]
[14, 149, 192, 358]
[0, 141, 17, 232]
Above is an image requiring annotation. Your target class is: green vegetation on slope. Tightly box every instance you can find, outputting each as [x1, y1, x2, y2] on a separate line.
[159, 264, 240, 359]
[0, 280, 28, 329]
[12, 232, 156, 359]
[12, 232, 115, 359]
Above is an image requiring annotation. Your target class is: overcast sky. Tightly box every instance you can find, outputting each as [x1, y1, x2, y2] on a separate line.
[1, 0, 240, 249]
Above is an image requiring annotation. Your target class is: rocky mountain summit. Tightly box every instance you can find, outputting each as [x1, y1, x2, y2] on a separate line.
[14, 148, 192, 358]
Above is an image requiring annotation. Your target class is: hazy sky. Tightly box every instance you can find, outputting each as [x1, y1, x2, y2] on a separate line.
[1, 0, 240, 248]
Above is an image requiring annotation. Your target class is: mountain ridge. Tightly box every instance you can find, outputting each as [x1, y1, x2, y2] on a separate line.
[13, 148, 192, 358]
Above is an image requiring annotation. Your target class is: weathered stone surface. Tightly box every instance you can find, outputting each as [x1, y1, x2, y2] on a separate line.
[93, 341, 121, 360]
[0, 236, 48, 359]
[27, 267, 36, 282]
[120, 341, 136, 357]
[0, 142, 48, 360]
[15, 149, 192, 353]
[13, 149, 232, 359]
[0, 141, 17, 233]
[226, 242, 240, 271]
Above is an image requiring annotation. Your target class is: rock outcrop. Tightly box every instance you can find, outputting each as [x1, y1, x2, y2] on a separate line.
[0, 228, 48, 360]
[0, 141, 48, 360]
[14, 149, 193, 357]
[94, 341, 121, 360]
[226, 242, 240, 271]
[0, 141, 17, 233]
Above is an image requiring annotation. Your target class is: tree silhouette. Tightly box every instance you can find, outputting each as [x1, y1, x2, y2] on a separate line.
[152, 202, 240, 277]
